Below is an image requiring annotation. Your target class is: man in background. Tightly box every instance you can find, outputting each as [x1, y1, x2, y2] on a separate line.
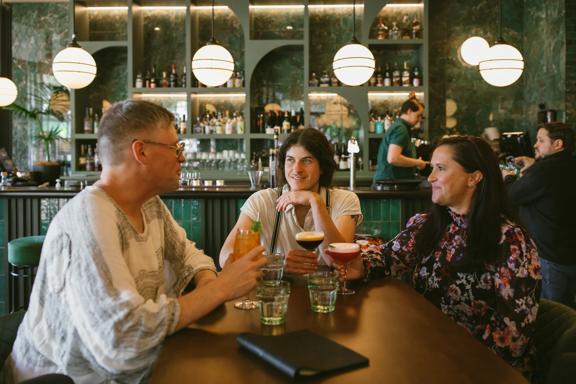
[503, 122, 576, 308]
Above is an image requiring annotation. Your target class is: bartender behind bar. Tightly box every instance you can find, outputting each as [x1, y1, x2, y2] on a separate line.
[372, 94, 428, 185]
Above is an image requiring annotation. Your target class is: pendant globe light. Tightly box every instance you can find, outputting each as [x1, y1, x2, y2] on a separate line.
[0, 0, 17, 106]
[478, 0, 524, 87]
[52, 4, 96, 90]
[192, 0, 234, 87]
[332, 0, 375, 86]
[458, 36, 489, 66]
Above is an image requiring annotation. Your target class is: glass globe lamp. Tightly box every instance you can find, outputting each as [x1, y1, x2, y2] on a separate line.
[332, 42, 375, 86]
[192, 43, 234, 87]
[0, 77, 18, 107]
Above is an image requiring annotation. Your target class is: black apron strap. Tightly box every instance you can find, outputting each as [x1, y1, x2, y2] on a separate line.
[269, 187, 283, 255]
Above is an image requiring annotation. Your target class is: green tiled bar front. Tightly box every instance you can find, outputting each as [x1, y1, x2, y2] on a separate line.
[0, 191, 428, 314]
[359, 199, 403, 241]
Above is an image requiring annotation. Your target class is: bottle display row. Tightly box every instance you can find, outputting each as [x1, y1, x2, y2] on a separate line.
[369, 62, 422, 88]
[67, 0, 428, 178]
[134, 64, 245, 89]
[253, 109, 305, 135]
[177, 110, 245, 136]
[83, 108, 101, 135]
[135, 64, 186, 89]
[373, 16, 422, 41]
[77, 144, 100, 172]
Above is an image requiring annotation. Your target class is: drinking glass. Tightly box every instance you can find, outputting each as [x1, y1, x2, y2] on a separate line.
[308, 270, 339, 313]
[233, 228, 261, 310]
[260, 253, 285, 286]
[256, 281, 291, 325]
[247, 170, 263, 190]
[295, 231, 325, 263]
[325, 243, 360, 295]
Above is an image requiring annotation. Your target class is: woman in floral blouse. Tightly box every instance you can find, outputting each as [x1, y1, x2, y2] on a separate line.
[355, 136, 541, 377]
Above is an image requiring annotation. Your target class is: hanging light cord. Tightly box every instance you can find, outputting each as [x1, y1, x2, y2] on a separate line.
[69, 2, 79, 47]
[497, 0, 503, 42]
[210, 0, 216, 43]
[352, 0, 356, 39]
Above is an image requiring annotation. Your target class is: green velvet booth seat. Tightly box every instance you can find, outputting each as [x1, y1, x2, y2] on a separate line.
[533, 299, 576, 384]
[7, 236, 45, 313]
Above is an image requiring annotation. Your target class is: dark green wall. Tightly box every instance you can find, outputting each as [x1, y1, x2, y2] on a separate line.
[428, 0, 570, 142]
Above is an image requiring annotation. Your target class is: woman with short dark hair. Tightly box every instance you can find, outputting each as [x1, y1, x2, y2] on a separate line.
[220, 128, 363, 274]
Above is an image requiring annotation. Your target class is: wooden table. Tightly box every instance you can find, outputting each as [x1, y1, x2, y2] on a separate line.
[150, 279, 527, 383]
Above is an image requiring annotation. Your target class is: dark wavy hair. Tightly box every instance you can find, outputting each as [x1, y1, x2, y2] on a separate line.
[415, 135, 513, 269]
[277, 128, 337, 188]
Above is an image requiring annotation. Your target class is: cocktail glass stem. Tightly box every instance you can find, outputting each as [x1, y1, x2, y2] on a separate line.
[337, 262, 355, 295]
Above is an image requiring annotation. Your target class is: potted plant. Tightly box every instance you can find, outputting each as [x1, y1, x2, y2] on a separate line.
[3, 84, 70, 184]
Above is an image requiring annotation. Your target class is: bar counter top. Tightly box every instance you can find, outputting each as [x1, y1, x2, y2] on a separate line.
[0, 185, 431, 198]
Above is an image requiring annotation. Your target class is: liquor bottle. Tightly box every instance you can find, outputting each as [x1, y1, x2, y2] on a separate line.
[268, 148, 277, 188]
[84, 107, 94, 134]
[93, 112, 100, 135]
[412, 18, 422, 39]
[94, 143, 101, 171]
[376, 66, 384, 87]
[282, 111, 291, 134]
[144, 71, 151, 88]
[309, 72, 319, 87]
[375, 116, 384, 134]
[401, 62, 411, 87]
[169, 64, 178, 87]
[193, 117, 203, 134]
[339, 144, 348, 170]
[215, 113, 224, 134]
[401, 15, 411, 39]
[78, 144, 87, 171]
[225, 111, 234, 134]
[85, 145, 95, 172]
[256, 113, 264, 133]
[368, 113, 375, 133]
[226, 71, 235, 88]
[330, 72, 339, 87]
[298, 107, 305, 129]
[392, 62, 401, 86]
[179, 114, 187, 135]
[236, 112, 245, 134]
[150, 66, 157, 88]
[412, 66, 422, 86]
[181, 65, 187, 88]
[319, 71, 330, 87]
[383, 63, 392, 87]
[160, 71, 169, 88]
[368, 69, 377, 87]
[376, 18, 388, 40]
[265, 111, 276, 134]
[135, 72, 143, 88]
[390, 22, 400, 40]
[384, 111, 393, 131]
[234, 71, 244, 87]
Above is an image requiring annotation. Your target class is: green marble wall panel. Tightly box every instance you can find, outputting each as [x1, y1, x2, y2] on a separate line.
[428, 0, 526, 140]
[250, 5, 304, 40]
[191, 7, 245, 75]
[10, 3, 70, 172]
[523, 0, 565, 140]
[86, 7, 128, 41]
[141, 9, 186, 77]
[309, 5, 359, 77]
[567, 1, 576, 129]
[358, 199, 402, 241]
[162, 198, 204, 249]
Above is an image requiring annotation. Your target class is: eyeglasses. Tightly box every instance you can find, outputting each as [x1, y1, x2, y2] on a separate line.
[134, 139, 185, 157]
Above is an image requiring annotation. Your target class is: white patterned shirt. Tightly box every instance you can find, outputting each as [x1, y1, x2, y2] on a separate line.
[7, 186, 216, 383]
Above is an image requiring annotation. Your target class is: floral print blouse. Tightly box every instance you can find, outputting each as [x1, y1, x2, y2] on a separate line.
[363, 211, 541, 376]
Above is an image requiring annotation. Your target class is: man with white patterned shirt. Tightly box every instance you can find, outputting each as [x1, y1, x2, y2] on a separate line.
[6, 100, 266, 383]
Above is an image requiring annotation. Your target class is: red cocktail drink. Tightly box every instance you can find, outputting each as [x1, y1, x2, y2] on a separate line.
[327, 243, 360, 295]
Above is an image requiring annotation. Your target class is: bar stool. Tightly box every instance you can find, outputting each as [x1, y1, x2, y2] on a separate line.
[8, 235, 45, 313]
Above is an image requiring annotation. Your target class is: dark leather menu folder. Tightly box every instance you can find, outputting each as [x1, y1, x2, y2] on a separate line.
[237, 330, 369, 379]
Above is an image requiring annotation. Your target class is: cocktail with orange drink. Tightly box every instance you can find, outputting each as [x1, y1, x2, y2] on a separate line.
[233, 218, 262, 310]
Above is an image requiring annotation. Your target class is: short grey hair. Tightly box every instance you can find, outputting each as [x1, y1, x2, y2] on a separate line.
[97, 100, 175, 165]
